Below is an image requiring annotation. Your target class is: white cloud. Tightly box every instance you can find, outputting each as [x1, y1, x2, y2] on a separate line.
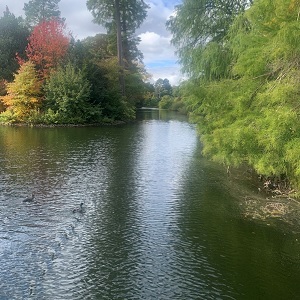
[138, 31, 182, 85]
[138, 32, 176, 63]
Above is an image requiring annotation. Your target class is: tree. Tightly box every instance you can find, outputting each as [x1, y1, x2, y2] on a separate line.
[0, 61, 42, 121]
[177, 0, 300, 187]
[154, 78, 172, 99]
[0, 7, 29, 81]
[166, 0, 252, 77]
[24, 0, 62, 27]
[26, 19, 70, 78]
[87, 0, 148, 95]
[44, 63, 99, 123]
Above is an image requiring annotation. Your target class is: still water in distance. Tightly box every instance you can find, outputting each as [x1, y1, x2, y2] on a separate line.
[0, 109, 299, 299]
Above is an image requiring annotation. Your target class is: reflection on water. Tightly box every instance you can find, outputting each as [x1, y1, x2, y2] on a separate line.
[0, 110, 300, 299]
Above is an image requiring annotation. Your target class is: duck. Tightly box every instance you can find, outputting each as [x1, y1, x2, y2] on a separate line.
[72, 202, 85, 213]
[23, 193, 35, 203]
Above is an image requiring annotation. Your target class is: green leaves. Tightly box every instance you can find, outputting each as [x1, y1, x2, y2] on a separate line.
[177, 0, 300, 186]
[167, 0, 251, 78]
[0, 9, 29, 81]
[44, 63, 99, 123]
[24, 0, 62, 27]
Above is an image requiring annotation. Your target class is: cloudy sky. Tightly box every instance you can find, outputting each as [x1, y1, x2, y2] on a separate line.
[0, 0, 183, 85]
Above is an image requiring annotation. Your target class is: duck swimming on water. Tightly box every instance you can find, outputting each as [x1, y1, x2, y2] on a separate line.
[73, 202, 85, 213]
[23, 193, 35, 203]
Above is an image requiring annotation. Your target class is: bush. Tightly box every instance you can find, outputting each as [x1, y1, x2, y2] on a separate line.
[44, 63, 102, 123]
[159, 95, 174, 109]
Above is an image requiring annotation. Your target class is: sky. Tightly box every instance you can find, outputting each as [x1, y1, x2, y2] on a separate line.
[0, 0, 183, 85]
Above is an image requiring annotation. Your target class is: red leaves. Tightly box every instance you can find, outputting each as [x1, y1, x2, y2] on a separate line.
[26, 19, 70, 78]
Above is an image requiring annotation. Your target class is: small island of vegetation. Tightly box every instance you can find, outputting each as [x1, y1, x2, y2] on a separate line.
[0, 0, 183, 127]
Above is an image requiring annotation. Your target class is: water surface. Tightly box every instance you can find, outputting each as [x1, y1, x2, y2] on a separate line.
[0, 109, 299, 299]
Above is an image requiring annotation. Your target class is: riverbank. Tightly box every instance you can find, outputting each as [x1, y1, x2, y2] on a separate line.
[0, 120, 126, 127]
[226, 167, 300, 229]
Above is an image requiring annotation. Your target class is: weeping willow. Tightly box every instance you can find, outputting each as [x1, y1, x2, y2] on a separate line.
[171, 0, 300, 188]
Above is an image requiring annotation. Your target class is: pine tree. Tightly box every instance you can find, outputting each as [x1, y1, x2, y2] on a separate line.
[24, 0, 62, 27]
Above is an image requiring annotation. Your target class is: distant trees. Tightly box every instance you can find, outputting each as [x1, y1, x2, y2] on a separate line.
[24, 0, 62, 27]
[154, 78, 172, 99]
[0, 7, 29, 81]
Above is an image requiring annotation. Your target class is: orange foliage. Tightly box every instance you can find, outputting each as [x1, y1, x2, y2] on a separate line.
[26, 19, 70, 78]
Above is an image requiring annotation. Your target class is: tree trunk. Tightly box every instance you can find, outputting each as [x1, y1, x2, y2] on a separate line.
[114, 0, 125, 96]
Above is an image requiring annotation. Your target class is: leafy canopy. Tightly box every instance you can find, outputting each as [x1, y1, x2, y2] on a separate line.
[0, 61, 42, 121]
[44, 63, 99, 123]
[24, 0, 62, 27]
[0, 7, 29, 81]
[26, 19, 70, 78]
[167, 0, 252, 77]
[176, 0, 300, 186]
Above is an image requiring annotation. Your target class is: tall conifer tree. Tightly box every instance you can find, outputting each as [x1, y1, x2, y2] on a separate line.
[24, 0, 62, 27]
[87, 0, 148, 95]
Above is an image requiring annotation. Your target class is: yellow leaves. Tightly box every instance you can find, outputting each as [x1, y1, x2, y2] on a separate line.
[0, 61, 42, 121]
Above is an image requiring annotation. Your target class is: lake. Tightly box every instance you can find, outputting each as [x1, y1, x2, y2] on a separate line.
[0, 109, 299, 299]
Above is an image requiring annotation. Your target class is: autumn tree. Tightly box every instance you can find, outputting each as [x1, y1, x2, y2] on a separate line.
[0, 7, 29, 81]
[26, 19, 70, 78]
[0, 61, 42, 122]
[24, 0, 62, 27]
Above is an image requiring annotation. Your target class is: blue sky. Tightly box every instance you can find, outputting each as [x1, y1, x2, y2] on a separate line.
[0, 0, 183, 85]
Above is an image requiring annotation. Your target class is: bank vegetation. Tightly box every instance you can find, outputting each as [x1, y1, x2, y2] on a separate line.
[167, 0, 300, 199]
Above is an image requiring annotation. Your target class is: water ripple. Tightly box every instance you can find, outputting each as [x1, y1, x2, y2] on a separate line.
[0, 117, 300, 299]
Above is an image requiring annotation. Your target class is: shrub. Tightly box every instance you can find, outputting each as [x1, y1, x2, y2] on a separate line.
[44, 63, 101, 123]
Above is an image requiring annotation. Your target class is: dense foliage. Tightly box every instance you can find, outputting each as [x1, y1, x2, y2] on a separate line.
[87, 0, 149, 96]
[1, 61, 42, 122]
[168, 0, 300, 187]
[26, 19, 70, 78]
[0, 1, 161, 124]
[24, 0, 62, 27]
[43, 63, 100, 123]
[0, 8, 29, 81]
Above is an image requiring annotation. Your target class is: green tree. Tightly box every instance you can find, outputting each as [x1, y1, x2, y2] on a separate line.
[44, 63, 100, 123]
[23, 0, 62, 27]
[154, 78, 172, 99]
[87, 0, 148, 95]
[177, 0, 300, 187]
[0, 7, 29, 81]
[166, 0, 252, 78]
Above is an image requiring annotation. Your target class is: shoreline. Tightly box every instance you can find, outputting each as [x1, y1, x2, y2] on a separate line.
[0, 120, 127, 127]
[226, 167, 300, 229]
